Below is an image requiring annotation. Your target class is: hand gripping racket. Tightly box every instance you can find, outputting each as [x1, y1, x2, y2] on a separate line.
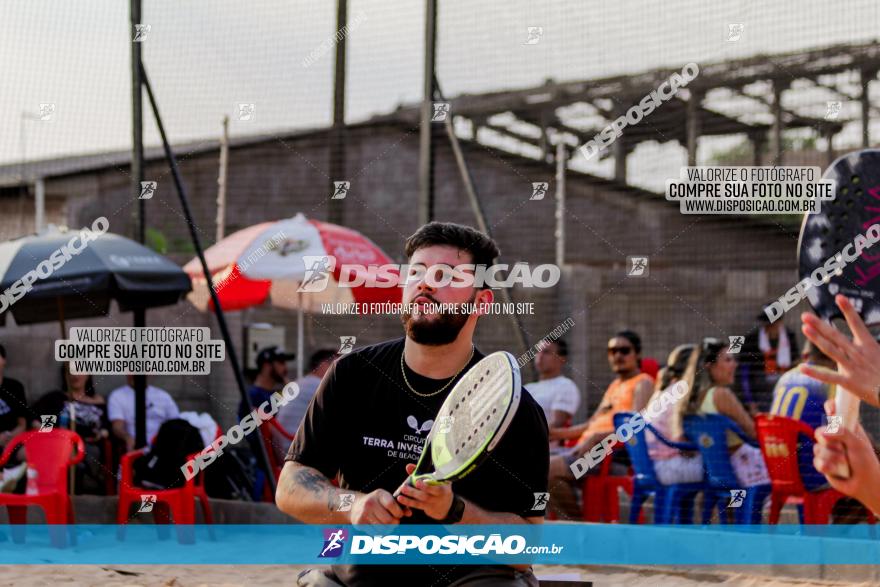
[395, 351, 521, 494]
[797, 149, 880, 478]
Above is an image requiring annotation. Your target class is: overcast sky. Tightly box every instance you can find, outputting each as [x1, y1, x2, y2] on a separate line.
[2, 0, 879, 187]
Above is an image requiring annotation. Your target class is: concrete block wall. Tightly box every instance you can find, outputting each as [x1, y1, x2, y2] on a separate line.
[0, 123, 827, 431]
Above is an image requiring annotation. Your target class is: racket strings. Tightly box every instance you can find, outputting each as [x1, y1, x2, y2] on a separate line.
[425, 352, 520, 480]
[469, 365, 512, 423]
[448, 363, 510, 456]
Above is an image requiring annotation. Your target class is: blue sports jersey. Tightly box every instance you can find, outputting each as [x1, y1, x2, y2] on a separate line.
[770, 365, 835, 490]
[770, 366, 834, 429]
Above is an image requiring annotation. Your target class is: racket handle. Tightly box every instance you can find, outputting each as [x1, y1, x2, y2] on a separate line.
[831, 388, 861, 480]
[392, 476, 416, 499]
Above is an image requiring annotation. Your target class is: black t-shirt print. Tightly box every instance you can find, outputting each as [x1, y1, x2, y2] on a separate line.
[286, 337, 549, 586]
[0, 377, 28, 433]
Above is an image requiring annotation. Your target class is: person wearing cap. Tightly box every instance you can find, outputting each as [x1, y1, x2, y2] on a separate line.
[240, 346, 295, 421]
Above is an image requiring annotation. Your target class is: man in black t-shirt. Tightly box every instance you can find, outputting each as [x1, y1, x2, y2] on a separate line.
[0, 344, 29, 473]
[277, 223, 549, 587]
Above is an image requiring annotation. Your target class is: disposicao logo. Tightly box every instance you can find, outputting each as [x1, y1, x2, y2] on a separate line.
[319, 528, 348, 558]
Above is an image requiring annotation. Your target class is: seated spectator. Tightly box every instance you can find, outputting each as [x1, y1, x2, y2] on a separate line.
[0, 344, 29, 492]
[738, 312, 798, 414]
[274, 349, 339, 460]
[681, 338, 769, 488]
[240, 346, 295, 420]
[524, 339, 580, 429]
[52, 366, 108, 441]
[769, 340, 836, 491]
[550, 331, 653, 448]
[646, 344, 704, 485]
[31, 364, 109, 494]
[240, 345, 294, 464]
[108, 374, 180, 451]
[547, 330, 653, 519]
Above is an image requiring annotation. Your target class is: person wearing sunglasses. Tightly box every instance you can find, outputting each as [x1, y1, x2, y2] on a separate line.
[547, 330, 653, 519]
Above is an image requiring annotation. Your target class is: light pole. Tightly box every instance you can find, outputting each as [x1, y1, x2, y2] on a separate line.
[19, 111, 42, 232]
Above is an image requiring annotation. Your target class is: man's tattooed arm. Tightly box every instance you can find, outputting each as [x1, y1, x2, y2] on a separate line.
[276, 461, 357, 523]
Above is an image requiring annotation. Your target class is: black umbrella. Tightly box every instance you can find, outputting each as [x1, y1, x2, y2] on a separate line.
[0, 225, 192, 454]
[0, 225, 191, 326]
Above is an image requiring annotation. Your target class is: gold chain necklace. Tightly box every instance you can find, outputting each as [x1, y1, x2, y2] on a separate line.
[400, 345, 475, 397]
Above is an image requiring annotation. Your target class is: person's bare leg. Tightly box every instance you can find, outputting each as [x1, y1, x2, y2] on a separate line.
[573, 431, 611, 457]
[548, 455, 581, 520]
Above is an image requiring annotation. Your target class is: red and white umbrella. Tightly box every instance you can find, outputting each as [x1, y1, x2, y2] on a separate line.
[184, 213, 401, 376]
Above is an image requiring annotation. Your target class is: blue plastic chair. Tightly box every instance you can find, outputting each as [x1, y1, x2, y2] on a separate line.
[614, 412, 705, 524]
[682, 414, 771, 524]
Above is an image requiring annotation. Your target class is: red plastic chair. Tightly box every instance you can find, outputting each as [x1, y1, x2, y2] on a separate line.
[553, 427, 634, 523]
[756, 414, 876, 524]
[640, 358, 660, 382]
[191, 424, 223, 515]
[116, 446, 213, 543]
[581, 443, 634, 523]
[0, 430, 85, 547]
[102, 435, 120, 495]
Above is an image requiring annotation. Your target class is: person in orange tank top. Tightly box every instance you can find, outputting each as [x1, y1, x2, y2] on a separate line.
[547, 331, 653, 520]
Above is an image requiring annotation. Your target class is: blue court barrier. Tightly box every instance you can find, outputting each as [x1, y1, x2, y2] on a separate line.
[0, 524, 878, 565]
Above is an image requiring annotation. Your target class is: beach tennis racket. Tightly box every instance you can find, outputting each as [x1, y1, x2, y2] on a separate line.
[797, 149, 880, 478]
[395, 351, 521, 493]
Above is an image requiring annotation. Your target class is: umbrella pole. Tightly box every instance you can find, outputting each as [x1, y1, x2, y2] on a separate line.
[68, 401, 76, 494]
[57, 297, 66, 339]
[141, 66, 277, 495]
[297, 294, 304, 380]
[58, 297, 75, 493]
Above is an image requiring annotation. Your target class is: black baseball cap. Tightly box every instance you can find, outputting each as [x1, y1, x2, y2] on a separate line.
[256, 346, 295, 367]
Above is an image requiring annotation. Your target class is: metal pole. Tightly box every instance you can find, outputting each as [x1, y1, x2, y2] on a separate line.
[772, 81, 785, 165]
[750, 132, 764, 167]
[861, 69, 874, 149]
[297, 295, 304, 381]
[216, 115, 229, 242]
[825, 127, 836, 167]
[34, 178, 45, 233]
[613, 139, 627, 184]
[438, 88, 535, 380]
[418, 0, 437, 225]
[539, 112, 550, 162]
[130, 0, 148, 449]
[611, 103, 628, 183]
[686, 91, 701, 166]
[19, 114, 27, 204]
[141, 66, 277, 494]
[555, 142, 566, 268]
[328, 0, 347, 225]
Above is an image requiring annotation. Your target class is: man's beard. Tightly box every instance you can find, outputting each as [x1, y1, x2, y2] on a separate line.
[401, 291, 476, 346]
